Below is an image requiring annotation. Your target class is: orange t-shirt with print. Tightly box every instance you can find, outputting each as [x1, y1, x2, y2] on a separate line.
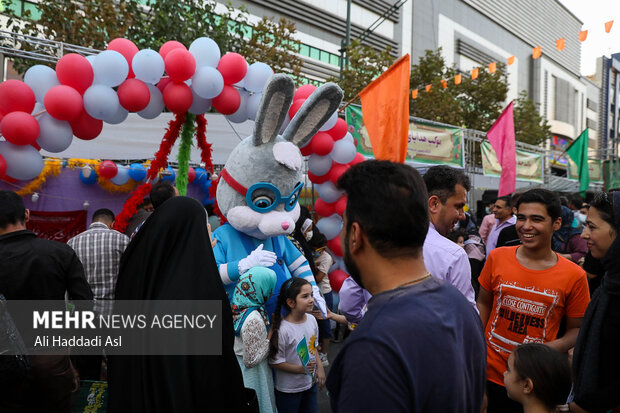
[479, 246, 590, 385]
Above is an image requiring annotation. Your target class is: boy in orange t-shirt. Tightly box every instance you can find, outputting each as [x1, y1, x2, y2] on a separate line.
[477, 189, 590, 413]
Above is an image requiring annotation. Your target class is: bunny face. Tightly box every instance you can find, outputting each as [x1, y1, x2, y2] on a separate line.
[216, 74, 343, 240]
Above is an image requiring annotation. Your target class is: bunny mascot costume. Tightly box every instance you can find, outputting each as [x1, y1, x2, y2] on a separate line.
[213, 74, 343, 319]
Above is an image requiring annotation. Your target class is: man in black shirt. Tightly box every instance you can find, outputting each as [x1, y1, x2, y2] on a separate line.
[0, 190, 93, 412]
[496, 192, 523, 248]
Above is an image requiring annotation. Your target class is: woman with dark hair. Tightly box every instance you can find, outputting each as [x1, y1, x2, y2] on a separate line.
[107, 197, 247, 412]
[552, 206, 588, 263]
[571, 191, 620, 413]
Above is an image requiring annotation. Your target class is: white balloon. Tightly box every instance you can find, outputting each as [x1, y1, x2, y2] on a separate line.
[83, 85, 120, 120]
[111, 165, 130, 185]
[319, 110, 338, 131]
[138, 84, 165, 119]
[189, 37, 221, 68]
[0, 141, 44, 180]
[279, 113, 291, 135]
[104, 105, 128, 125]
[192, 66, 224, 99]
[132, 49, 165, 84]
[330, 139, 357, 164]
[188, 90, 211, 115]
[246, 93, 262, 121]
[308, 154, 332, 176]
[244, 62, 273, 93]
[85, 55, 97, 66]
[36, 113, 73, 153]
[32, 102, 45, 114]
[316, 214, 344, 240]
[24, 65, 59, 102]
[342, 132, 354, 143]
[93, 50, 129, 87]
[317, 181, 344, 203]
[226, 89, 249, 123]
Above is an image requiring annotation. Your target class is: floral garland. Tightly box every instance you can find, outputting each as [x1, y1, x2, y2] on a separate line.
[16, 158, 62, 196]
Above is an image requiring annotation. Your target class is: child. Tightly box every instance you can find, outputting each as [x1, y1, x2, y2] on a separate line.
[231, 266, 278, 413]
[269, 278, 325, 413]
[503, 343, 572, 413]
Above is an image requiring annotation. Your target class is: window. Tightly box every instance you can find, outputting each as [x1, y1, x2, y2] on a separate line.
[309, 47, 320, 60]
[1, 0, 40, 20]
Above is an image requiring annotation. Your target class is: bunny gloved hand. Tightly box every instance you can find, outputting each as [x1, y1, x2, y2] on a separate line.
[238, 244, 277, 275]
[312, 285, 328, 318]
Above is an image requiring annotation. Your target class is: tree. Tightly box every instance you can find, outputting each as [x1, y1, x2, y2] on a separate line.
[330, 39, 395, 101]
[513, 90, 551, 145]
[241, 17, 303, 77]
[458, 63, 509, 131]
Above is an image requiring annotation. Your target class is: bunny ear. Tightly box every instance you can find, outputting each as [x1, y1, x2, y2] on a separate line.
[252, 74, 295, 146]
[282, 83, 343, 147]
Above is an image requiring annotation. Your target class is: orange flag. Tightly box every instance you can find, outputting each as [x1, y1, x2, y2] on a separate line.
[488, 62, 497, 74]
[455, 74, 462, 85]
[556, 38, 565, 51]
[411, 89, 418, 99]
[441, 79, 447, 89]
[507, 56, 515, 65]
[579, 30, 588, 42]
[358, 54, 410, 163]
[425, 84, 432, 92]
[532, 46, 542, 59]
[605, 20, 614, 33]
[471, 68, 479, 80]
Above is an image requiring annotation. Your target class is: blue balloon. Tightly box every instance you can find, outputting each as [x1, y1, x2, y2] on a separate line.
[201, 179, 212, 193]
[79, 169, 98, 185]
[161, 166, 175, 182]
[202, 195, 215, 205]
[128, 163, 147, 181]
[194, 167, 207, 185]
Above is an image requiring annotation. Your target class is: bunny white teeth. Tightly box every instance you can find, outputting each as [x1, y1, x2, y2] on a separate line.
[273, 142, 302, 171]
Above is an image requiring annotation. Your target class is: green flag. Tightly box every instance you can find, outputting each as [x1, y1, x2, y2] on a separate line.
[566, 129, 590, 195]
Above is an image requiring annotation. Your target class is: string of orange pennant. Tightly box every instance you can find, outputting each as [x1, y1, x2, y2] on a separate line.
[411, 20, 614, 100]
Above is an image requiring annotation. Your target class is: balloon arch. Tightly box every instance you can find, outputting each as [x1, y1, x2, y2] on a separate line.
[0, 36, 362, 290]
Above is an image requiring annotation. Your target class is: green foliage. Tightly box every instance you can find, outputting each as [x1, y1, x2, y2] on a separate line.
[513, 90, 551, 145]
[458, 62, 509, 131]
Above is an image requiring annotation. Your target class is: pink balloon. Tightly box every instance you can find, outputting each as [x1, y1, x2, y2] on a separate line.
[327, 237, 343, 257]
[163, 82, 193, 113]
[308, 171, 330, 184]
[70, 109, 103, 140]
[44, 85, 83, 121]
[312, 132, 334, 156]
[56, 53, 94, 94]
[328, 163, 349, 184]
[157, 77, 172, 94]
[0, 154, 6, 178]
[0, 112, 39, 146]
[350, 153, 366, 165]
[165, 48, 196, 82]
[217, 53, 247, 84]
[118, 79, 151, 112]
[159, 41, 186, 60]
[0, 80, 35, 114]
[294, 84, 316, 101]
[212, 85, 240, 115]
[107, 38, 139, 78]
[327, 118, 348, 141]
[188, 167, 196, 183]
[314, 198, 336, 217]
[99, 160, 118, 179]
[288, 99, 305, 119]
[328, 269, 348, 292]
[335, 196, 347, 215]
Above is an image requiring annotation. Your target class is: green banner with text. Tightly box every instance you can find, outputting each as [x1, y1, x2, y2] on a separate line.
[481, 141, 543, 183]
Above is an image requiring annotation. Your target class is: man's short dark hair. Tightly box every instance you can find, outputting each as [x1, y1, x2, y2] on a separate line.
[423, 165, 471, 203]
[511, 192, 523, 207]
[92, 208, 115, 223]
[496, 195, 512, 209]
[150, 181, 176, 209]
[516, 189, 561, 221]
[0, 190, 25, 229]
[559, 196, 569, 207]
[569, 195, 583, 210]
[337, 160, 429, 258]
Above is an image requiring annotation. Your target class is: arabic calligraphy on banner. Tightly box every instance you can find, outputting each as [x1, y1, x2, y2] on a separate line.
[568, 158, 603, 183]
[481, 141, 544, 183]
[346, 105, 464, 167]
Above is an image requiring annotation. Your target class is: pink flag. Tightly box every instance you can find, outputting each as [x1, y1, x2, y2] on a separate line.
[487, 102, 516, 196]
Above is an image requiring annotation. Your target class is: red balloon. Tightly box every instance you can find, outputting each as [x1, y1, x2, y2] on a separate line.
[308, 171, 330, 184]
[217, 53, 247, 84]
[70, 109, 103, 140]
[212, 85, 241, 115]
[311, 132, 334, 156]
[300, 142, 313, 156]
[327, 237, 343, 257]
[56, 53, 94, 94]
[99, 160, 118, 179]
[0, 112, 39, 146]
[314, 198, 336, 217]
[335, 196, 347, 215]
[1, 175, 17, 183]
[294, 84, 316, 101]
[0, 154, 7, 178]
[328, 163, 349, 184]
[157, 77, 172, 94]
[118, 79, 151, 112]
[187, 167, 196, 183]
[165, 48, 196, 82]
[0, 80, 35, 114]
[350, 153, 366, 165]
[327, 118, 348, 141]
[44, 85, 83, 121]
[159, 41, 186, 60]
[107, 38, 139, 78]
[163, 82, 193, 113]
[328, 269, 348, 292]
[288, 99, 305, 119]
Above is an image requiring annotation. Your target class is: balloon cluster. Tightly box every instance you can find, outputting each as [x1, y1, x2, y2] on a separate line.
[0, 37, 273, 181]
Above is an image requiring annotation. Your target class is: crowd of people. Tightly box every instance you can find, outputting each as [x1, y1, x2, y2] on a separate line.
[0, 160, 619, 413]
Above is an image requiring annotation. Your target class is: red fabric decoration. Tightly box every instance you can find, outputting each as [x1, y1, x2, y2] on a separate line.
[195, 114, 214, 173]
[209, 176, 227, 225]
